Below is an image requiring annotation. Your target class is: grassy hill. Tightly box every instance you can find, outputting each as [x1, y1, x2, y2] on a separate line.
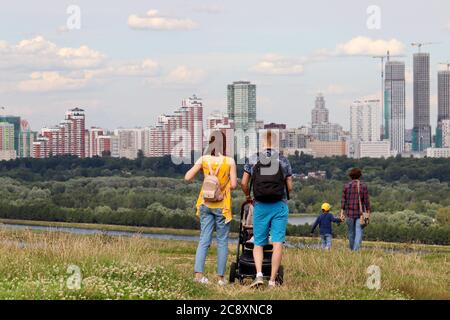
[0, 226, 448, 300]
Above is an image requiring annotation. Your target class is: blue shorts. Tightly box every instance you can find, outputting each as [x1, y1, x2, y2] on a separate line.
[253, 201, 289, 246]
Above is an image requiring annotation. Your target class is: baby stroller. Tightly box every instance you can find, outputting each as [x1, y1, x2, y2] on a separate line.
[229, 202, 284, 284]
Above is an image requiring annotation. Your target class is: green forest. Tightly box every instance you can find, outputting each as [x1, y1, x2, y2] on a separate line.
[0, 154, 449, 244]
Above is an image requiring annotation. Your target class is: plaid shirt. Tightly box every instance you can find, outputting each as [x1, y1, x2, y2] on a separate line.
[340, 180, 371, 219]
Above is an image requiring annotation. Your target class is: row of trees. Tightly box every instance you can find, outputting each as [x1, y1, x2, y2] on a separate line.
[1, 156, 450, 245]
[3, 176, 450, 218]
[4, 153, 450, 182]
[0, 200, 448, 245]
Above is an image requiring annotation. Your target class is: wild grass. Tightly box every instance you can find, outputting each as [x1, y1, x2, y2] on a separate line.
[0, 228, 448, 300]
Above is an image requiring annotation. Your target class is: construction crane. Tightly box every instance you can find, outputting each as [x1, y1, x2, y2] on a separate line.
[372, 51, 405, 138]
[411, 42, 438, 53]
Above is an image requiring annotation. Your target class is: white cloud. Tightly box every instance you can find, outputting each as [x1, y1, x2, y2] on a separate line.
[325, 36, 406, 57]
[17, 71, 91, 92]
[0, 36, 173, 92]
[0, 36, 105, 71]
[86, 59, 160, 79]
[163, 66, 206, 85]
[128, 9, 198, 30]
[251, 54, 305, 75]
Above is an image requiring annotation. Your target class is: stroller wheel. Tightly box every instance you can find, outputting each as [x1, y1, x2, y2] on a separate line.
[276, 266, 284, 285]
[229, 262, 237, 283]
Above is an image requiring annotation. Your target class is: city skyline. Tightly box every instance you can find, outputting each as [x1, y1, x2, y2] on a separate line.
[2, 1, 450, 132]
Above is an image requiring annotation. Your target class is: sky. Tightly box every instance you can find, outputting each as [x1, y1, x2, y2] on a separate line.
[1, 0, 450, 132]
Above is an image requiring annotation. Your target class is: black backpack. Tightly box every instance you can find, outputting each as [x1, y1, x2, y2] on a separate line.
[250, 158, 289, 203]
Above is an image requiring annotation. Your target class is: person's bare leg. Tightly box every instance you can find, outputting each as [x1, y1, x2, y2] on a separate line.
[253, 245, 264, 274]
[270, 242, 283, 282]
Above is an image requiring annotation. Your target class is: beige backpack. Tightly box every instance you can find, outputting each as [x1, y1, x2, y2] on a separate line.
[202, 156, 225, 202]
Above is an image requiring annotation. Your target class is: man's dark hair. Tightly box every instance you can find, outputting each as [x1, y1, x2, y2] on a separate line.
[349, 167, 362, 180]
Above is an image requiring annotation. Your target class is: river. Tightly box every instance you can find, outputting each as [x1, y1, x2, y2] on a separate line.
[0, 221, 441, 254]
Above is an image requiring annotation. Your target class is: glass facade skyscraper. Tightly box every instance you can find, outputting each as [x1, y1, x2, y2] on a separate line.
[385, 60, 406, 154]
[436, 70, 450, 147]
[227, 81, 256, 158]
[412, 53, 431, 152]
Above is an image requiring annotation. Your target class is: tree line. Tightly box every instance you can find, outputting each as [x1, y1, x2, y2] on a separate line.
[3, 153, 450, 182]
[0, 174, 449, 245]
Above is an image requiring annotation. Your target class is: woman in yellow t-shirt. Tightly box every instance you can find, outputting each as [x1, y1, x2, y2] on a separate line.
[184, 130, 237, 285]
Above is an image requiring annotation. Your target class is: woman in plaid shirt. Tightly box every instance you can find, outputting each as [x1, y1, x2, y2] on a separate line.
[339, 168, 371, 251]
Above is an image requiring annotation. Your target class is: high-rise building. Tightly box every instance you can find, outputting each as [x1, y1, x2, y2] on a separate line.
[385, 60, 406, 154]
[412, 53, 431, 152]
[88, 127, 104, 157]
[436, 70, 450, 147]
[310, 123, 343, 141]
[18, 119, 35, 158]
[207, 111, 233, 130]
[96, 135, 112, 156]
[32, 136, 50, 159]
[0, 116, 20, 153]
[311, 93, 329, 125]
[184, 94, 204, 154]
[115, 128, 143, 159]
[280, 128, 308, 150]
[350, 100, 381, 142]
[0, 122, 17, 160]
[65, 108, 86, 158]
[441, 119, 450, 148]
[309, 94, 342, 141]
[32, 108, 87, 158]
[110, 135, 119, 158]
[148, 95, 204, 159]
[41, 127, 63, 156]
[227, 81, 257, 157]
[148, 125, 168, 157]
[205, 111, 235, 157]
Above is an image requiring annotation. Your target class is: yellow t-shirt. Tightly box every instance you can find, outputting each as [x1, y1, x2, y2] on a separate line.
[195, 155, 234, 223]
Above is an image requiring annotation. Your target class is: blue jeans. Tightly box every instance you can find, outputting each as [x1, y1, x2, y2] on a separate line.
[321, 234, 332, 250]
[346, 218, 363, 251]
[194, 205, 230, 276]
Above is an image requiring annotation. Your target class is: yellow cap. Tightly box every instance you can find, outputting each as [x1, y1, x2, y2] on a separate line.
[321, 203, 331, 211]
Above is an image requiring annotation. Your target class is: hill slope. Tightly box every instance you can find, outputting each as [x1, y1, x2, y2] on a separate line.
[0, 228, 448, 300]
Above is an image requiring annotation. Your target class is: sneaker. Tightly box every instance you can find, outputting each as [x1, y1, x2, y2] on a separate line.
[250, 276, 264, 288]
[268, 280, 277, 288]
[194, 276, 209, 284]
[218, 279, 227, 286]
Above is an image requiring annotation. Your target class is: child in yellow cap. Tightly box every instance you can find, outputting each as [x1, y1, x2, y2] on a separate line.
[310, 203, 342, 250]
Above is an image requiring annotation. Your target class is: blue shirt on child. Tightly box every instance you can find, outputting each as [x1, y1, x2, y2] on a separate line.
[310, 212, 341, 235]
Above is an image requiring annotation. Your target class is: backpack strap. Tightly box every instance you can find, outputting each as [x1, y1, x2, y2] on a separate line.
[214, 156, 224, 176]
[205, 157, 213, 175]
[206, 155, 225, 176]
[357, 180, 363, 214]
[248, 153, 264, 197]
